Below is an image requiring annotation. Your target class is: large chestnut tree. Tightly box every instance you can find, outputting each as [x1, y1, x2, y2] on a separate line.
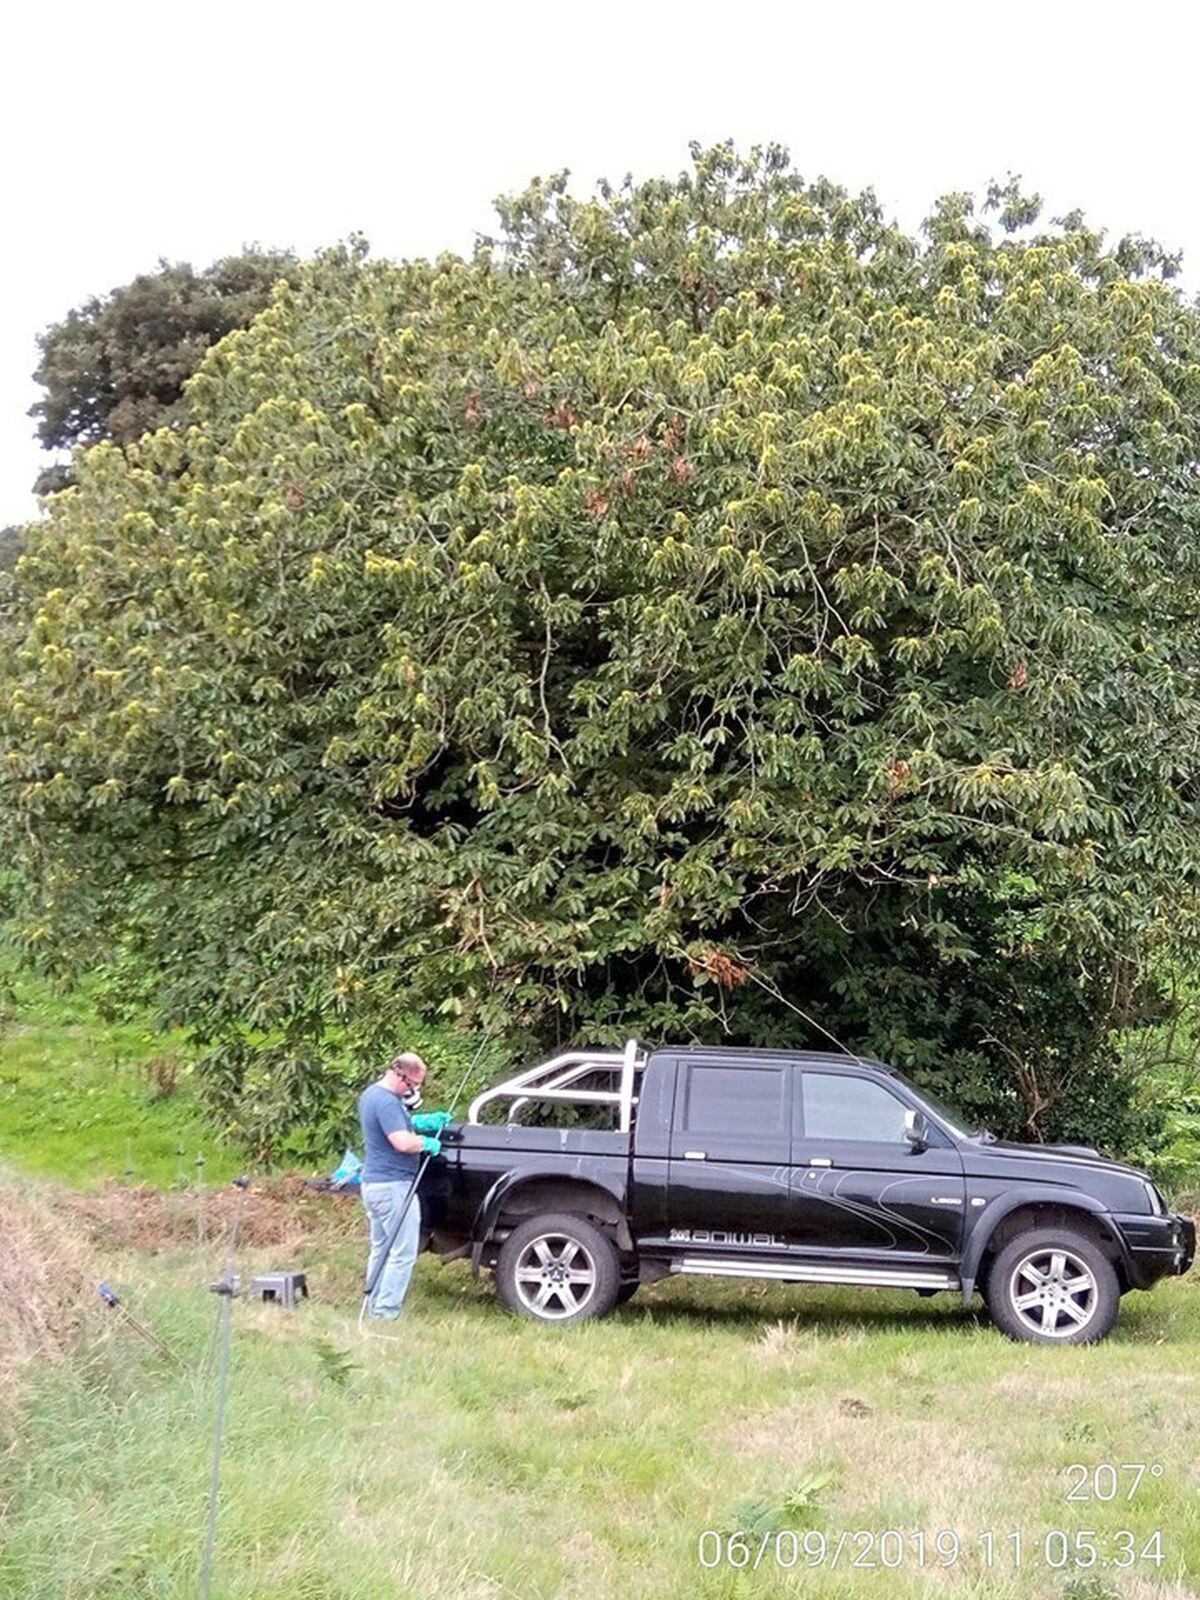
[5, 145, 1200, 1151]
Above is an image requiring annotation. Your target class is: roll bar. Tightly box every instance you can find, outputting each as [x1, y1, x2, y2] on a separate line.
[466, 1038, 646, 1132]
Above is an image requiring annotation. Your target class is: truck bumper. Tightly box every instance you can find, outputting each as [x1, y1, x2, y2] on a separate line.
[1113, 1212, 1195, 1289]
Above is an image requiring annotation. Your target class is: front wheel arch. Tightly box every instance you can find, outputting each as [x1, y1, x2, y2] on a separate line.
[963, 1198, 1129, 1303]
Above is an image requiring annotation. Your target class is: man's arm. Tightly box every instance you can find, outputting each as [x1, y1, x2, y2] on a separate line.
[386, 1127, 426, 1155]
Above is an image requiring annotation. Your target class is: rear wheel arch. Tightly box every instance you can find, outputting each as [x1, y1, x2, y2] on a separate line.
[482, 1176, 633, 1254]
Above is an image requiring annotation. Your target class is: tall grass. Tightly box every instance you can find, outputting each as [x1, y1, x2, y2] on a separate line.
[0, 1171, 101, 1439]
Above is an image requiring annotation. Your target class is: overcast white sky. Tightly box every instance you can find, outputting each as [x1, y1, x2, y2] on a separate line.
[4, 0, 1199, 527]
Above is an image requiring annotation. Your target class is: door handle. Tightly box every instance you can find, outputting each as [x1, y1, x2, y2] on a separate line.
[683, 1150, 707, 1161]
[808, 1157, 832, 1167]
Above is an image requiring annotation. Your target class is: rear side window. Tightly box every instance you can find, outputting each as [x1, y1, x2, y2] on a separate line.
[683, 1064, 787, 1136]
[801, 1073, 908, 1143]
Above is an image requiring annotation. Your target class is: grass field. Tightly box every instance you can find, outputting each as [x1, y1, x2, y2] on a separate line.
[1, 1172, 1198, 1600]
[0, 966, 243, 1188]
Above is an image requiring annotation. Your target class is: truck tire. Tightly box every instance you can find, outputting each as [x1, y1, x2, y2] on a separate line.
[495, 1212, 621, 1325]
[985, 1226, 1120, 1345]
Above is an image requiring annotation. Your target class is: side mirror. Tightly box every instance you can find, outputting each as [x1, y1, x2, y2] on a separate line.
[903, 1108, 928, 1153]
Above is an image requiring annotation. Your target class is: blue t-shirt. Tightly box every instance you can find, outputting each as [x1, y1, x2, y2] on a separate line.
[358, 1082, 419, 1183]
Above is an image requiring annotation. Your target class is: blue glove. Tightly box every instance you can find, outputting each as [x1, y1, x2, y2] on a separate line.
[412, 1111, 452, 1134]
[420, 1135, 443, 1156]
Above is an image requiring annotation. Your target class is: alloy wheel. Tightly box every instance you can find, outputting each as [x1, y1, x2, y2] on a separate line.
[1008, 1246, 1098, 1339]
[513, 1232, 597, 1319]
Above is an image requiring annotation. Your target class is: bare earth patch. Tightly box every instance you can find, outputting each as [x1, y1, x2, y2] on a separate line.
[56, 1173, 359, 1255]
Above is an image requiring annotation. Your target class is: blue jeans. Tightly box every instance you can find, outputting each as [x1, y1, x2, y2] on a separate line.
[361, 1181, 422, 1319]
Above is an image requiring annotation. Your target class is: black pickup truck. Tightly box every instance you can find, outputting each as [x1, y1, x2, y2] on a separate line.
[419, 1040, 1194, 1344]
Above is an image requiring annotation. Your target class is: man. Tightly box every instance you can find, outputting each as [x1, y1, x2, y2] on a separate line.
[357, 1052, 452, 1319]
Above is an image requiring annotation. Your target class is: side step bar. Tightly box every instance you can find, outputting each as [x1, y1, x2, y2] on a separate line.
[671, 1256, 959, 1291]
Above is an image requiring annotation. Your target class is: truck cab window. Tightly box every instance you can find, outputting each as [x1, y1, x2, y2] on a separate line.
[801, 1073, 908, 1143]
[683, 1064, 786, 1135]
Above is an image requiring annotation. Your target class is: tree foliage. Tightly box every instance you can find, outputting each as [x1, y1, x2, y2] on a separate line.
[0, 526, 23, 574]
[29, 249, 297, 494]
[5, 144, 1200, 1152]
